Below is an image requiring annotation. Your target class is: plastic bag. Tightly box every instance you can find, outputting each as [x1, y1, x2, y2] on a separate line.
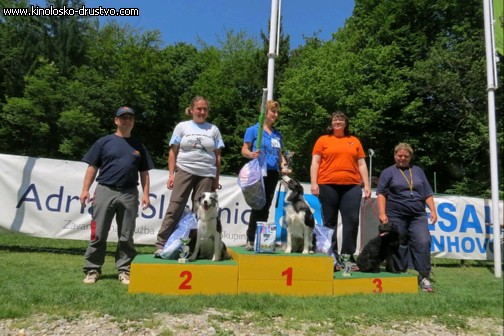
[237, 158, 266, 210]
[314, 224, 336, 259]
[160, 207, 198, 259]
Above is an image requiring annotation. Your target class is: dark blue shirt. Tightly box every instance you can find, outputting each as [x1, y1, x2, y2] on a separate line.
[376, 165, 434, 217]
[83, 134, 154, 188]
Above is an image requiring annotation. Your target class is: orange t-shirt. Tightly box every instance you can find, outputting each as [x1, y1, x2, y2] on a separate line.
[312, 135, 365, 185]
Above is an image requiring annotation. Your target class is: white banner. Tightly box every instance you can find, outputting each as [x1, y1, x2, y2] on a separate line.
[0, 154, 502, 260]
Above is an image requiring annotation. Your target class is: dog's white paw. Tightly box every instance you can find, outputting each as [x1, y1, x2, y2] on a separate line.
[284, 248, 292, 253]
[212, 255, 220, 261]
[302, 249, 309, 254]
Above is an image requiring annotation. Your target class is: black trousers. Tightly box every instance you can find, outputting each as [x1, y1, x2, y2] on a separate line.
[246, 170, 280, 243]
[318, 184, 362, 258]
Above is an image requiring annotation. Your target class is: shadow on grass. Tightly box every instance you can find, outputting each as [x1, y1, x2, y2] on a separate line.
[0, 244, 93, 255]
[432, 259, 502, 276]
[0, 244, 154, 256]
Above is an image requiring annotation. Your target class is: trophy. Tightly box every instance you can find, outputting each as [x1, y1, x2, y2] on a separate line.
[282, 150, 295, 174]
[178, 238, 191, 263]
[341, 254, 352, 277]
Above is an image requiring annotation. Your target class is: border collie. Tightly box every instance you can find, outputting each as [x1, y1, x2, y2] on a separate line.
[189, 192, 230, 261]
[357, 222, 400, 273]
[281, 175, 315, 254]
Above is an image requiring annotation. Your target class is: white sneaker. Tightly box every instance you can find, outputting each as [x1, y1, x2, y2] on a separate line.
[118, 272, 130, 285]
[245, 241, 254, 251]
[419, 278, 433, 292]
[154, 249, 163, 258]
[83, 270, 99, 284]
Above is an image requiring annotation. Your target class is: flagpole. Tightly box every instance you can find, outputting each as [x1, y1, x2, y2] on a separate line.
[257, 0, 281, 150]
[255, 89, 268, 150]
[266, 0, 281, 100]
[483, 0, 501, 278]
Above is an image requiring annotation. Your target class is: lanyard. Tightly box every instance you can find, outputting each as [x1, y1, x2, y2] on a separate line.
[398, 167, 413, 196]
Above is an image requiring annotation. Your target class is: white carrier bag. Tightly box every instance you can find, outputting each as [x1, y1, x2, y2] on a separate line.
[237, 156, 267, 210]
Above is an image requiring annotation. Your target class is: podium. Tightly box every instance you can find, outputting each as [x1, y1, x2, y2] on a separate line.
[333, 271, 418, 295]
[128, 248, 418, 296]
[229, 247, 334, 296]
[128, 254, 238, 295]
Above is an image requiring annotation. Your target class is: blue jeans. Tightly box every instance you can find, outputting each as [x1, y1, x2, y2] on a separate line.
[319, 184, 362, 257]
[388, 215, 431, 278]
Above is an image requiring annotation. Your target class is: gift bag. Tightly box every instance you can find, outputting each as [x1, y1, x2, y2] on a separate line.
[255, 222, 276, 253]
[237, 157, 266, 210]
[160, 207, 198, 259]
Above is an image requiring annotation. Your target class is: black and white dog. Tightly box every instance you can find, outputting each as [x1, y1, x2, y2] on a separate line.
[281, 175, 315, 254]
[189, 192, 230, 261]
[357, 222, 400, 273]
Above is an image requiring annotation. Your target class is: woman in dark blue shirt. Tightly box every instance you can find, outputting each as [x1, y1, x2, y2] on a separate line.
[376, 143, 437, 292]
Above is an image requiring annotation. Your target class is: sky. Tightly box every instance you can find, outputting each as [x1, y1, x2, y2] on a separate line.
[83, 0, 355, 48]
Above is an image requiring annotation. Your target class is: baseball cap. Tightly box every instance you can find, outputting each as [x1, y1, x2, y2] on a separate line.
[116, 106, 135, 117]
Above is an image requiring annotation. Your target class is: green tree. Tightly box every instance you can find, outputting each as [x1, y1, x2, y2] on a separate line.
[278, 0, 503, 196]
[187, 30, 265, 175]
[0, 0, 44, 98]
[42, 0, 90, 76]
[0, 61, 64, 157]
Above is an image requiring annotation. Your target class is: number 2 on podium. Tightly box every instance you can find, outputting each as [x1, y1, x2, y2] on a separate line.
[179, 270, 192, 290]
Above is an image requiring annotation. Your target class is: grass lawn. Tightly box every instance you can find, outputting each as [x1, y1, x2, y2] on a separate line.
[0, 229, 502, 334]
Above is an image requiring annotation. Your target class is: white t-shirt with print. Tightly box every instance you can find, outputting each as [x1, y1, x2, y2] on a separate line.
[169, 120, 225, 177]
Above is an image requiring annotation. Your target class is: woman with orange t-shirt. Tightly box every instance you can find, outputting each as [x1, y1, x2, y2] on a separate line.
[310, 111, 370, 270]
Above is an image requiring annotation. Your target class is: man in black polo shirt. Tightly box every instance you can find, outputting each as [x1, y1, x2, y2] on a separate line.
[80, 106, 154, 285]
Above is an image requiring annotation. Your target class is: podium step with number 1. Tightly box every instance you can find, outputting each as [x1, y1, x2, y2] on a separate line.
[228, 246, 334, 296]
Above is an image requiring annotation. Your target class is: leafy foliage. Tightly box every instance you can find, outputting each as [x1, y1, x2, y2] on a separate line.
[0, 0, 502, 197]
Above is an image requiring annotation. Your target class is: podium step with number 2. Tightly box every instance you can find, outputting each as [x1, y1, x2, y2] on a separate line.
[128, 254, 238, 295]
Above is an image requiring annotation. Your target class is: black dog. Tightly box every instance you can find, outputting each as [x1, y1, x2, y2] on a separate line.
[357, 222, 400, 273]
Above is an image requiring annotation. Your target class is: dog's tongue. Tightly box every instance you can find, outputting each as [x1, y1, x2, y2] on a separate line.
[203, 204, 210, 211]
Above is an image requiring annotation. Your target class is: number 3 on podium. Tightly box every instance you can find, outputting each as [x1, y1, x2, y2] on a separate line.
[372, 278, 383, 293]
